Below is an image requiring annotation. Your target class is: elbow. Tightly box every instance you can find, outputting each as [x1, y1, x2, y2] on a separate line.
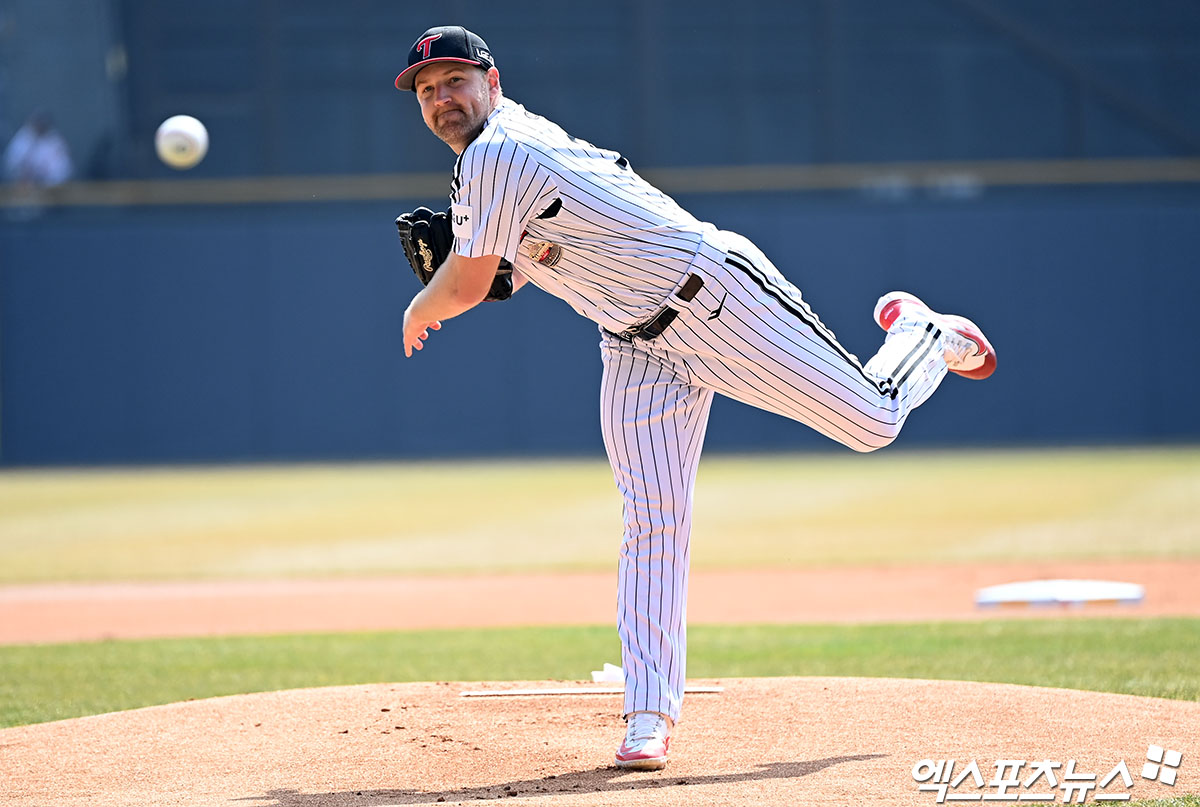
[438, 255, 503, 307]
[450, 281, 491, 307]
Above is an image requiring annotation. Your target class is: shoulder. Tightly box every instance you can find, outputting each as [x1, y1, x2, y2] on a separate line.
[476, 99, 566, 154]
[495, 99, 569, 147]
[454, 100, 551, 180]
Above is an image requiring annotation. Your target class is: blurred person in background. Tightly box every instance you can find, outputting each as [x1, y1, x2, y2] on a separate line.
[2, 109, 72, 220]
[4, 109, 73, 188]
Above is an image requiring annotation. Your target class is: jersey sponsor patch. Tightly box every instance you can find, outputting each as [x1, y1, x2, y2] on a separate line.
[450, 203, 473, 240]
[524, 239, 563, 267]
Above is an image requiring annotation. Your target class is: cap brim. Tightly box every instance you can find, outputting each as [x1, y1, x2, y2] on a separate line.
[395, 58, 485, 91]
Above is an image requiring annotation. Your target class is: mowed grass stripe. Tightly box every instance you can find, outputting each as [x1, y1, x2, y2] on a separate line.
[1, 447, 1198, 583]
[1, 618, 1196, 728]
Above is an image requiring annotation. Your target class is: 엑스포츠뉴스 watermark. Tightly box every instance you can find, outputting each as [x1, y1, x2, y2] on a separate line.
[912, 745, 1184, 803]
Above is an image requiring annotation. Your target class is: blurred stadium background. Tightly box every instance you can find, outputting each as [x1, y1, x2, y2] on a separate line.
[1, 0, 1199, 466]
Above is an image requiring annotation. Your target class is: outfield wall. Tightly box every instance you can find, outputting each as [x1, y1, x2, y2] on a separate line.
[2, 184, 1197, 465]
[3, 1, 1198, 464]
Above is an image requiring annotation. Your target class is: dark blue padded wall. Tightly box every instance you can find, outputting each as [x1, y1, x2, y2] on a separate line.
[3, 186, 1198, 465]
[0, 203, 601, 463]
[2, 0, 1198, 464]
[106, 0, 1200, 180]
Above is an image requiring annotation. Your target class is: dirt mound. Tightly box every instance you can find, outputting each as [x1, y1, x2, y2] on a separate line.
[2, 677, 1194, 806]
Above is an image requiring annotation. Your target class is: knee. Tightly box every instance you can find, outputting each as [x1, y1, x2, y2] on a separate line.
[619, 519, 689, 560]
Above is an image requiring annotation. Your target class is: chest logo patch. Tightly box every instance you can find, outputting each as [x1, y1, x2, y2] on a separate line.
[450, 204, 473, 239]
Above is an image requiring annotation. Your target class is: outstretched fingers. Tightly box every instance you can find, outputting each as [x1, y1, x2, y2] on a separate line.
[404, 319, 442, 358]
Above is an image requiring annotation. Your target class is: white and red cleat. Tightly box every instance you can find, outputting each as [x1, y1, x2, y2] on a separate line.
[873, 291, 997, 380]
[614, 711, 672, 771]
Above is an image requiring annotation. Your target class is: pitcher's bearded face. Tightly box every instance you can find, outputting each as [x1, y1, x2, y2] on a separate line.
[415, 63, 498, 152]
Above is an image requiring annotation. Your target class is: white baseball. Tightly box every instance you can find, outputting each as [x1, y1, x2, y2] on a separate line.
[155, 115, 209, 169]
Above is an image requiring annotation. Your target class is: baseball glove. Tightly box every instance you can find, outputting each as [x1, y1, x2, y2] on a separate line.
[395, 207, 514, 302]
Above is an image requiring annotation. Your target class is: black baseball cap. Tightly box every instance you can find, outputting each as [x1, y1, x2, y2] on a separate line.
[395, 26, 495, 91]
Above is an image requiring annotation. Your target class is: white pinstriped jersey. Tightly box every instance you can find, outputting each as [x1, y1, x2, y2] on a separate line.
[450, 97, 711, 333]
[439, 93, 957, 726]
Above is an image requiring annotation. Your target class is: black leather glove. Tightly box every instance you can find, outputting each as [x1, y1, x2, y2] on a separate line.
[395, 207, 513, 301]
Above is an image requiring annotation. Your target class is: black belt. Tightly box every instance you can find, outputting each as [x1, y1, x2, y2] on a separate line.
[619, 274, 705, 340]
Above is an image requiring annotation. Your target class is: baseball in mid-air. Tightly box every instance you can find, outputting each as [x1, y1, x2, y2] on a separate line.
[155, 115, 208, 169]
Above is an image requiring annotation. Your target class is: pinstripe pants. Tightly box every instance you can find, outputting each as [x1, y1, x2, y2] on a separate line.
[599, 230, 948, 721]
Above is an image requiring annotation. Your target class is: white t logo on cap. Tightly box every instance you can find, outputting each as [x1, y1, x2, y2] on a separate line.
[416, 33, 442, 59]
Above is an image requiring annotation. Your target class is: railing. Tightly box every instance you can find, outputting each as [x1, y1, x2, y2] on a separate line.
[3, 158, 1200, 209]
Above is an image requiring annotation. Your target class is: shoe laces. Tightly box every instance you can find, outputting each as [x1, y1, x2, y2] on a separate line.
[939, 327, 979, 367]
[625, 712, 670, 744]
[888, 304, 935, 334]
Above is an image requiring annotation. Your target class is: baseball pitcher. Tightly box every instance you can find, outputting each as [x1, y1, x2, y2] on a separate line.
[393, 25, 996, 771]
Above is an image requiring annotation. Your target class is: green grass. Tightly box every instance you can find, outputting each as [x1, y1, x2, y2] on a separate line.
[1, 446, 1198, 582]
[3, 451, 1196, 804]
[2, 617, 1196, 728]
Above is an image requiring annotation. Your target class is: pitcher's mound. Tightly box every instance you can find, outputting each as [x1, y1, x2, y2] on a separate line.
[2, 677, 1195, 806]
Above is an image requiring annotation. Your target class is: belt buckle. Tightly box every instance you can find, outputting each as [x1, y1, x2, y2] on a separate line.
[622, 273, 704, 340]
[635, 309, 677, 339]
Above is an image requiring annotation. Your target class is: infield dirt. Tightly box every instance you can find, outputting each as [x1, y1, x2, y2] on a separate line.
[3, 677, 1196, 806]
[3, 559, 1198, 644]
[4, 564, 1195, 802]
[4, 560, 1198, 805]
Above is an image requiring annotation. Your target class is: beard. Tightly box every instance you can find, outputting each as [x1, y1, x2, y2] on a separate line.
[432, 108, 486, 147]
[430, 83, 492, 149]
